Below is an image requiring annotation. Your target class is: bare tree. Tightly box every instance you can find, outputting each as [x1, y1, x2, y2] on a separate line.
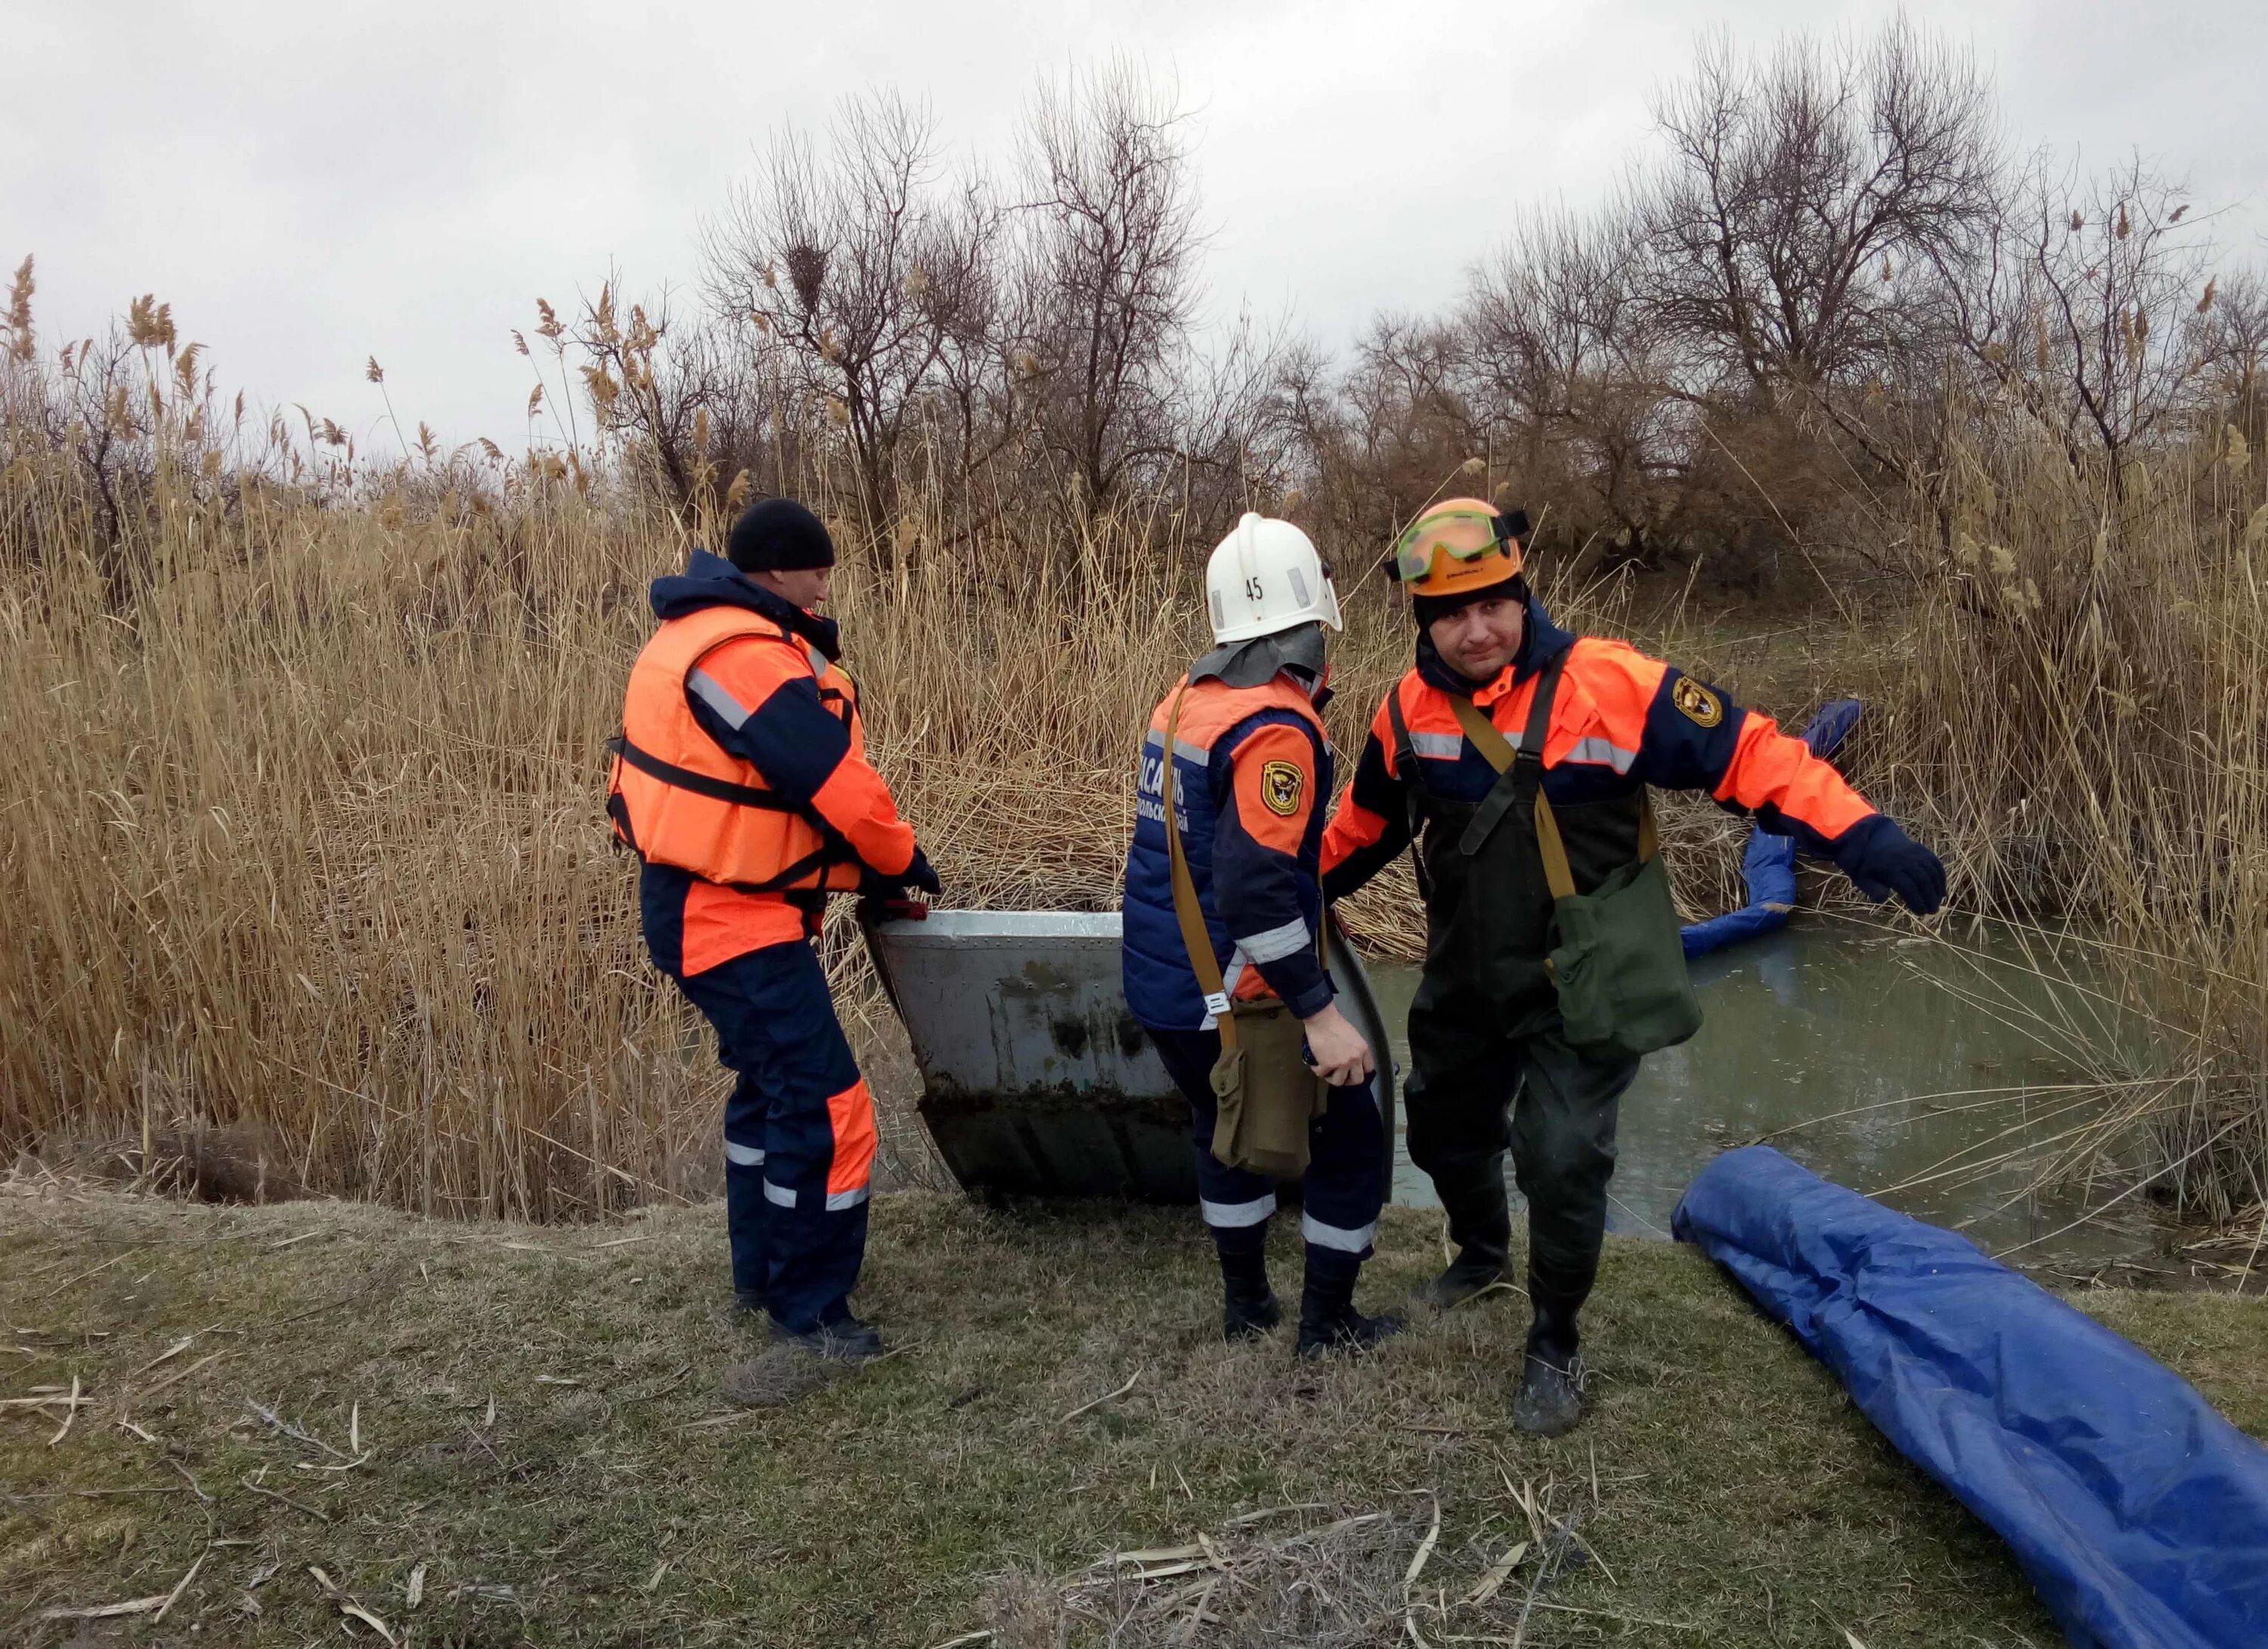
[1283, 315, 1479, 563]
[702, 90, 998, 547]
[1464, 205, 1697, 562]
[1641, 19, 2000, 402]
[2197, 267, 2268, 439]
[1281, 18, 2007, 587]
[914, 175, 1024, 528]
[1956, 153, 2220, 498]
[1014, 62, 1204, 516]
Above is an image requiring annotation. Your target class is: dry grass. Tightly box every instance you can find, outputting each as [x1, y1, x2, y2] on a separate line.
[1, 480, 712, 1219]
[0, 370, 1766, 1217]
[1873, 416, 2268, 1223]
[13, 1182, 2266, 1644]
[3, 293, 2260, 1224]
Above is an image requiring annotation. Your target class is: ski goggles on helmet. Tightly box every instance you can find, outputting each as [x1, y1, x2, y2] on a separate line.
[1390, 505, 1520, 585]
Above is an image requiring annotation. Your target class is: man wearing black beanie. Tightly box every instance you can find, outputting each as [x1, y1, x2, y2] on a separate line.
[727, 496, 839, 580]
[1320, 498, 1944, 1437]
[608, 497, 939, 1374]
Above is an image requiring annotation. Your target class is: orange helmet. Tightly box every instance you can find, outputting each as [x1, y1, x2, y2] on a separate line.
[1390, 499, 1523, 598]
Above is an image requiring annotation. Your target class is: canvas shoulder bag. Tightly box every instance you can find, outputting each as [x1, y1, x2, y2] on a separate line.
[1160, 686, 1327, 1178]
[1448, 656, 1703, 1059]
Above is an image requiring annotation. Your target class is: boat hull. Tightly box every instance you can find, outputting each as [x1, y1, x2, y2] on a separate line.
[868, 910, 1396, 1204]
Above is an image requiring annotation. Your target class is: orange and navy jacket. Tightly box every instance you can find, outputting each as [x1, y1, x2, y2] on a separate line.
[1121, 672, 1335, 1033]
[610, 550, 916, 976]
[1321, 592, 1879, 897]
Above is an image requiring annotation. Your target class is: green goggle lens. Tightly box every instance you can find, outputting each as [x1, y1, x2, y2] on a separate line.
[1392, 511, 1505, 581]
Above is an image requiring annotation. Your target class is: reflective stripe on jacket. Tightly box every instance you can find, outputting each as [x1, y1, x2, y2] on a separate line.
[1322, 629, 1879, 900]
[609, 605, 882, 895]
[1121, 673, 1333, 1032]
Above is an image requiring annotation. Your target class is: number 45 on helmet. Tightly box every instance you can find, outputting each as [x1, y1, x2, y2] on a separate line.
[1205, 513, 1343, 644]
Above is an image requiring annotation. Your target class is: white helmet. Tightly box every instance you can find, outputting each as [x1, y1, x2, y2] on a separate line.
[1204, 513, 1342, 644]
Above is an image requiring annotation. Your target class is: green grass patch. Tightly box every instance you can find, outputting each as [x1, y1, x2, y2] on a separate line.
[5, 1189, 2263, 1645]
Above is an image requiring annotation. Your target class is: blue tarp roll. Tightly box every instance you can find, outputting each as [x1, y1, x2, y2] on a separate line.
[1672, 1145, 2268, 1649]
[1681, 699, 1864, 959]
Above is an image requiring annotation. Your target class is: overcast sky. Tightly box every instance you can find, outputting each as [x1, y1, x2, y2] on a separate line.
[8, 0, 2262, 449]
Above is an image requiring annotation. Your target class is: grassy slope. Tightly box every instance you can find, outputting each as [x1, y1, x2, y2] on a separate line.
[5, 1190, 2265, 1647]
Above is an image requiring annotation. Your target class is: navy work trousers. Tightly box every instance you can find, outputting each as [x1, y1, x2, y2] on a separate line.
[670, 938, 878, 1334]
[1148, 1024, 1387, 1280]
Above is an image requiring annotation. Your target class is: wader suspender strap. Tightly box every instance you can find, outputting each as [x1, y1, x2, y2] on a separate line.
[1383, 689, 1423, 833]
[1383, 690, 1433, 898]
[1160, 687, 1239, 1047]
[1446, 654, 1658, 900]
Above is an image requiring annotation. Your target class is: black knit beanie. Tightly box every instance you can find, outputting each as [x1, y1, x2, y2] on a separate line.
[1412, 574, 1527, 631]
[726, 497, 836, 573]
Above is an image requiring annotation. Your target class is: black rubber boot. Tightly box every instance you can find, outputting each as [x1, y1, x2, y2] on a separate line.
[1421, 1163, 1512, 1309]
[770, 1313, 885, 1365]
[734, 1288, 769, 1316]
[1219, 1241, 1281, 1342]
[1512, 1290, 1585, 1436]
[1295, 1256, 1404, 1360]
[1513, 1349, 1585, 1436]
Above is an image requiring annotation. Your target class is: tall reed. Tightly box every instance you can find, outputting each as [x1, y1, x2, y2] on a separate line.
[1878, 414, 2268, 1222]
[10, 307, 2256, 1225]
[0, 414, 1721, 1214]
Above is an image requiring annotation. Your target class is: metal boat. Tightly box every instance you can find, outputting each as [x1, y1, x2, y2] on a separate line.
[866, 910, 1396, 1204]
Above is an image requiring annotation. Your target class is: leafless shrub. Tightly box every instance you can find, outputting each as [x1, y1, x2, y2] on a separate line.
[1954, 153, 2223, 504]
[565, 278, 753, 535]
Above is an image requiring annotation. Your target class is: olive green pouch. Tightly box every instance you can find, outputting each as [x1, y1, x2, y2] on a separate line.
[1532, 799, 1703, 1057]
[1207, 998, 1325, 1179]
[1449, 668, 1703, 1062]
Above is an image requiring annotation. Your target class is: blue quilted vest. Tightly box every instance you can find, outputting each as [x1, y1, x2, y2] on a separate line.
[1120, 674, 1330, 1031]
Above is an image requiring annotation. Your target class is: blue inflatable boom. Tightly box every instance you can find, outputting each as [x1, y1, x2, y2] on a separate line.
[1673, 1145, 2268, 1649]
[1681, 697, 1864, 959]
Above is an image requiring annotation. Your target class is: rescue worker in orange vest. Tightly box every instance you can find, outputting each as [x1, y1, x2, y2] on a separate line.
[607, 497, 937, 1365]
[1321, 501, 1944, 1433]
[1122, 514, 1401, 1357]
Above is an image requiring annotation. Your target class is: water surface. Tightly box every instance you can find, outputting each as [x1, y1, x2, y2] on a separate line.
[1369, 926, 2155, 1268]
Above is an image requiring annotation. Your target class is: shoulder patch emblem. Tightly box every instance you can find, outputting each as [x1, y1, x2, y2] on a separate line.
[1259, 758, 1306, 817]
[1672, 675, 1724, 728]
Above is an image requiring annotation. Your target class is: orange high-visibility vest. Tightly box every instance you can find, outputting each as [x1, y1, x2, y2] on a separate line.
[606, 605, 866, 895]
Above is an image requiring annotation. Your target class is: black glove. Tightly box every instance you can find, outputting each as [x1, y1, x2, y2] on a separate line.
[1830, 814, 1946, 916]
[899, 846, 941, 897]
[860, 846, 939, 899]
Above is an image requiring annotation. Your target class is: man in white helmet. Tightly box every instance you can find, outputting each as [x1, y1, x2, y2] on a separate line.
[1120, 514, 1401, 1356]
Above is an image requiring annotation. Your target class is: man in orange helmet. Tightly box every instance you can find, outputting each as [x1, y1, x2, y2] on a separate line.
[608, 497, 937, 1368]
[1322, 500, 1944, 1435]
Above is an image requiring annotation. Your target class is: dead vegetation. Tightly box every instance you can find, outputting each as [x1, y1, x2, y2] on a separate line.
[11, 1183, 2265, 1645]
[980, 1475, 1659, 1646]
[1, 12, 2262, 1225]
